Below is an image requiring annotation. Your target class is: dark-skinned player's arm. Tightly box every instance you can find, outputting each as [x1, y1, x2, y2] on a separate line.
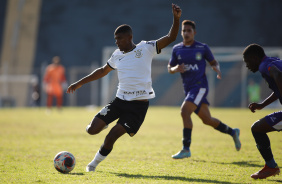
[248, 65, 281, 113]
[249, 92, 278, 113]
[157, 3, 181, 51]
[66, 64, 113, 94]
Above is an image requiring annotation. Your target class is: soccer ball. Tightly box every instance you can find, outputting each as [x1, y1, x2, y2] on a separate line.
[54, 151, 76, 173]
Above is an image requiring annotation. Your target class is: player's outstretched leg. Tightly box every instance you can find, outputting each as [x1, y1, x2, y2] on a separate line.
[197, 104, 241, 151]
[232, 128, 241, 151]
[251, 164, 280, 179]
[214, 122, 241, 151]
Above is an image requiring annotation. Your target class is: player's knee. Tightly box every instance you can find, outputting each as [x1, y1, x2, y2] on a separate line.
[86, 125, 100, 135]
[180, 109, 192, 118]
[180, 111, 185, 118]
[251, 123, 257, 132]
[251, 121, 259, 133]
[201, 117, 212, 125]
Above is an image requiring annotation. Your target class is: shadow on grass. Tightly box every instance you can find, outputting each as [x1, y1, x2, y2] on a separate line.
[230, 161, 261, 167]
[110, 172, 241, 184]
[68, 172, 85, 175]
[269, 179, 282, 183]
[192, 159, 261, 168]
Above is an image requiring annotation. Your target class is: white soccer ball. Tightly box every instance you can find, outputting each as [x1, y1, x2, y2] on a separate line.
[54, 151, 76, 173]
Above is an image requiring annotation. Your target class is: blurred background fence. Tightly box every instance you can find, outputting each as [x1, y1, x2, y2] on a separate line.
[0, 0, 282, 108]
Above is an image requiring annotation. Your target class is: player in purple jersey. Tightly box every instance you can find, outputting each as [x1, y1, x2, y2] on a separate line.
[168, 20, 241, 159]
[243, 44, 281, 179]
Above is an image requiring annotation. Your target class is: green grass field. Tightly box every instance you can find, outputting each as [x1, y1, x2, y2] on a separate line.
[0, 107, 281, 183]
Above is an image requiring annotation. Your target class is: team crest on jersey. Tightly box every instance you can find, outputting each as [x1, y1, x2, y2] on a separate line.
[135, 49, 143, 58]
[195, 52, 202, 61]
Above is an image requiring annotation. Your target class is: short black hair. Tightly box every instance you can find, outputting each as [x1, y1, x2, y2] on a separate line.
[243, 44, 266, 59]
[114, 24, 132, 35]
[182, 20, 196, 30]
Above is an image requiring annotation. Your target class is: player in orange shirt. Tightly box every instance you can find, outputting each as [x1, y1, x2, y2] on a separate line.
[43, 56, 67, 110]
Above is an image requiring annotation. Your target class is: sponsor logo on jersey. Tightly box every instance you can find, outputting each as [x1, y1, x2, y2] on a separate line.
[123, 90, 147, 96]
[135, 49, 143, 58]
[196, 52, 202, 61]
[124, 90, 147, 96]
[184, 64, 199, 71]
[119, 56, 125, 61]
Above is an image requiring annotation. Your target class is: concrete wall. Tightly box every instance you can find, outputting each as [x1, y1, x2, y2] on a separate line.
[0, 0, 7, 56]
[0, 0, 41, 107]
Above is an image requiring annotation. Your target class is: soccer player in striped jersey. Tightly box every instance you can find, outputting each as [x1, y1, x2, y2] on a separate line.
[243, 44, 281, 179]
[168, 20, 241, 159]
[67, 4, 181, 172]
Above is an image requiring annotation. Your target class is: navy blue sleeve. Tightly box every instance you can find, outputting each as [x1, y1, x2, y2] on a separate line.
[204, 44, 215, 62]
[169, 47, 178, 66]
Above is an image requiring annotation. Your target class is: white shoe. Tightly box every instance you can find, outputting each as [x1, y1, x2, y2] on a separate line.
[86, 165, 96, 172]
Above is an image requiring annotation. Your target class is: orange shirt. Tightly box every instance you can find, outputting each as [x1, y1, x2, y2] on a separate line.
[44, 64, 66, 96]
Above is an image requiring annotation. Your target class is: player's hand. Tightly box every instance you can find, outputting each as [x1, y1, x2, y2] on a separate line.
[248, 102, 264, 113]
[212, 65, 222, 79]
[172, 63, 185, 73]
[172, 3, 181, 19]
[66, 82, 82, 94]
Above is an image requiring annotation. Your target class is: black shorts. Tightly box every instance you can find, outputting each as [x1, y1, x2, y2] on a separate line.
[95, 97, 149, 137]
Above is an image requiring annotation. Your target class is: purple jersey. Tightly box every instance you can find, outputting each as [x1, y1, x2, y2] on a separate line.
[169, 41, 214, 92]
[259, 56, 282, 104]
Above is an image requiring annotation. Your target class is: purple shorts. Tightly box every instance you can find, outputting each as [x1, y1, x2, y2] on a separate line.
[185, 87, 209, 114]
[265, 111, 282, 131]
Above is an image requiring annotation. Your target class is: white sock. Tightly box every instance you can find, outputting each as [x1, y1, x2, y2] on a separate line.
[88, 151, 107, 167]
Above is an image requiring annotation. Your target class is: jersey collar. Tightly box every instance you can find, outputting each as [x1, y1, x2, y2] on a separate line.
[122, 45, 136, 54]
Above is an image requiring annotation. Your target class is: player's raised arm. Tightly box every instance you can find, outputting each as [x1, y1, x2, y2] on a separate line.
[66, 64, 113, 93]
[157, 3, 181, 50]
